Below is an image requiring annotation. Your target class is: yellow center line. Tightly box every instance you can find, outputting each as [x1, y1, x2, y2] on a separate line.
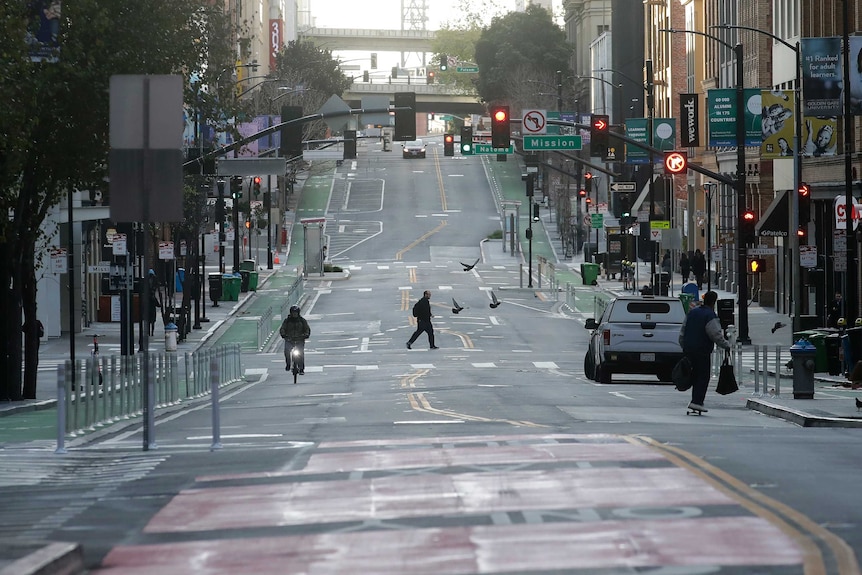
[395, 220, 448, 260]
[629, 435, 860, 575]
[398, 370, 547, 428]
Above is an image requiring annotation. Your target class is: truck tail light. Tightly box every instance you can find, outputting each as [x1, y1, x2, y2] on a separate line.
[602, 329, 610, 346]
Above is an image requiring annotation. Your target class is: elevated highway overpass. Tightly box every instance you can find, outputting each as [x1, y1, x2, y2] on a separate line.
[344, 82, 484, 116]
[298, 27, 436, 52]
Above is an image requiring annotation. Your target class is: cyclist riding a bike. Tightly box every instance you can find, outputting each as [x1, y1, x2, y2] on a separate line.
[279, 305, 311, 374]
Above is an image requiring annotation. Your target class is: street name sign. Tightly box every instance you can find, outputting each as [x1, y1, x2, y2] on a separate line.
[456, 66, 479, 73]
[522, 135, 583, 151]
[473, 143, 513, 154]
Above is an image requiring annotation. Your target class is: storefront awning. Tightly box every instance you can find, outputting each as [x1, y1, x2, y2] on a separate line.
[756, 190, 789, 237]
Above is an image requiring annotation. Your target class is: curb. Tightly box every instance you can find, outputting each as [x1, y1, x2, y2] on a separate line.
[0, 541, 83, 575]
[746, 398, 862, 428]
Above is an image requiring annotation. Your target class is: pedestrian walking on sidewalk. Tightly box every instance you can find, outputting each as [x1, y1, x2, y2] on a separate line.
[679, 252, 690, 282]
[691, 249, 706, 290]
[678, 290, 730, 413]
[407, 290, 438, 350]
[828, 291, 843, 328]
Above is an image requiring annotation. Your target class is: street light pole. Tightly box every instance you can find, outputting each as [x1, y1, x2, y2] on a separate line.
[660, 29, 750, 343]
[704, 183, 716, 292]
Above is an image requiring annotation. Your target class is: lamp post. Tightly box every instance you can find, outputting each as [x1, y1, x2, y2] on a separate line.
[704, 182, 717, 292]
[712, 24, 802, 330]
[660, 28, 750, 344]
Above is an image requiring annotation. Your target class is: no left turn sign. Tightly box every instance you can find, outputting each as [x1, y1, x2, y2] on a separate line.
[522, 109, 547, 134]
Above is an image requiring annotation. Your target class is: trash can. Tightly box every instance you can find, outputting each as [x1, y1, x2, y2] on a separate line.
[222, 274, 240, 301]
[208, 273, 222, 306]
[679, 293, 695, 313]
[651, 272, 669, 296]
[789, 338, 817, 399]
[175, 268, 185, 292]
[240, 259, 256, 272]
[804, 331, 829, 373]
[581, 263, 600, 286]
[248, 270, 259, 291]
[845, 326, 862, 367]
[825, 333, 843, 376]
[165, 322, 178, 352]
[239, 270, 250, 292]
[681, 282, 699, 301]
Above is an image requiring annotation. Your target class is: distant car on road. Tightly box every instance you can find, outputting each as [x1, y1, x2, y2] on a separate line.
[583, 295, 685, 384]
[402, 139, 426, 159]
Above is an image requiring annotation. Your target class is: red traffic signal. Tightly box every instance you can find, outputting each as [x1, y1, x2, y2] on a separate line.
[592, 116, 609, 132]
[252, 176, 262, 196]
[490, 105, 510, 148]
[798, 182, 810, 198]
[663, 151, 688, 175]
[444, 134, 454, 144]
[742, 209, 758, 224]
[578, 189, 587, 198]
[585, 197, 593, 206]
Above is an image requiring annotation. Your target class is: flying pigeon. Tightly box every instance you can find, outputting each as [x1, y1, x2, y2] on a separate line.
[461, 257, 480, 272]
[489, 290, 501, 309]
[452, 298, 465, 314]
[856, 397, 862, 411]
[771, 321, 787, 334]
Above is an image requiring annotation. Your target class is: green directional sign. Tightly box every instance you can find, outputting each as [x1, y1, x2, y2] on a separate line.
[591, 213, 604, 229]
[456, 66, 479, 73]
[473, 143, 513, 154]
[523, 135, 583, 151]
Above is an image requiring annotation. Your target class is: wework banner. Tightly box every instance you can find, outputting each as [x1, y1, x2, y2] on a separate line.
[679, 93, 700, 147]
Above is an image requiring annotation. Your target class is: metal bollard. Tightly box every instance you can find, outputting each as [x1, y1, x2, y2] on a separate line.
[210, 356, 222, 451]
[56, 363, 68, 454]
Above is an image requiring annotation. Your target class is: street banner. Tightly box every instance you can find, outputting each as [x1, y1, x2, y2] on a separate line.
[269, 19, 283, 71]
[707, 88, 762, 147]
[761, 90, 795, 160]
[624, 118, 676, 164]
[849, 36, 862, 115]
[802, 116, 837, 157]
[801, 37, 842, 116]
[680, 93, 700, 148]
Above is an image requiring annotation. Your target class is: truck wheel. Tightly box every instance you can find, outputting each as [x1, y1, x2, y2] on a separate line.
[584, 351, 595, 380]
[597, 363, 612, 384]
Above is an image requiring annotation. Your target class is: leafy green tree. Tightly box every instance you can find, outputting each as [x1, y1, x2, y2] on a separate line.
[473, 5, 572, 106]
[0, 1, 240, 400]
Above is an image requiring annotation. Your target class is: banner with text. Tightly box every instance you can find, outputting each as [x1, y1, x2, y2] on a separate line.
[801, 36, 842, 117]
[624, 118, 677, 164]
[707, 88, 762, 147]
[679, 93, 700, 148]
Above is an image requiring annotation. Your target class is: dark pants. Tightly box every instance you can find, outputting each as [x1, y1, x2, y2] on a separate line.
[284, 340, 305, 370]
[688, 352, 712, 405]
[408, 319, 435, 347]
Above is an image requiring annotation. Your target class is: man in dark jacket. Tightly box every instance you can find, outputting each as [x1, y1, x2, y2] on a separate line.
[407, 290, 438, 350]
[280, 305, 311, 373]
[678, 291, 730, 412]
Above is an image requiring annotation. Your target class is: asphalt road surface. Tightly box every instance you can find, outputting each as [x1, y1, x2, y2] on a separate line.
[4, 140, 861, 574]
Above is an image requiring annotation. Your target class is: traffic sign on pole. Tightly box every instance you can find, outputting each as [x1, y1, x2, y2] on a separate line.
[610, 182, 636, 192]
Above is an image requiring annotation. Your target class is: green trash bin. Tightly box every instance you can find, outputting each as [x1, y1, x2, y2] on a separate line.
[801, 332, 829, 373]
[581, 263, 600, 286]
[240, 259, 256, 272]
[679, 293, 694, 313]
[222, 274, 240, 301]
[248, 271, 259, 291]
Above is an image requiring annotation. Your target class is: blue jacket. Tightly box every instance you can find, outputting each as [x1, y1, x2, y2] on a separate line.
[679, 305, 729, 355]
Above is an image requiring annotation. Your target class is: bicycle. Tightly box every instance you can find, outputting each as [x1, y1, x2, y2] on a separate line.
[289, 344, 305, 385]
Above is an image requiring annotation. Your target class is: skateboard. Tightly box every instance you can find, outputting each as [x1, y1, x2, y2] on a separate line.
[687, 407, 706, 416]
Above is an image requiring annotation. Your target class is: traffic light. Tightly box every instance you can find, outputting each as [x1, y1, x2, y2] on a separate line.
[230, 176, 242, 199]
[280, 105, 303, 158]
[252, 176, 261, 196]
[748, 258, 766, 274]
[590, 114, 610, 157]
[393, 92, 416, 141]
[584, 172, 593, 194]
[439, 54, 448, 71]
[460, 126, 473, 154]
[362, 70, 369, 82]
[798, 181, 811, 224]
[370, 53, 377, 69]
[490, 105, 510, 148]
[533, 203, 540, 222]
[740, 208, 758, 245]
[443, 133, 454, 156]
[343, 129, 357, 159]
[585, 196, 593, 208]
[426, 70, 435, 84]
[578, 188, 587, 198]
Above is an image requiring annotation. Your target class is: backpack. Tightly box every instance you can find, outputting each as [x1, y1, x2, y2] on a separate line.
[412, 301, 420, 318]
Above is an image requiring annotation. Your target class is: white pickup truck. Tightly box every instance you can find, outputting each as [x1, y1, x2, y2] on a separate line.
[583, 295, 686, 384]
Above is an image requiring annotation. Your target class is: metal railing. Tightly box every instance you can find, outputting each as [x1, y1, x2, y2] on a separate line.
[57, 344, 243, 439]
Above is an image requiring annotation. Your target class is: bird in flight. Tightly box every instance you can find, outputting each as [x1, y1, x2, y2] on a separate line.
[461, 257, 480, 272]
[489, 290, 501, 309]
[771, 321, 787, 334]
[452, 298, 465, 314]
